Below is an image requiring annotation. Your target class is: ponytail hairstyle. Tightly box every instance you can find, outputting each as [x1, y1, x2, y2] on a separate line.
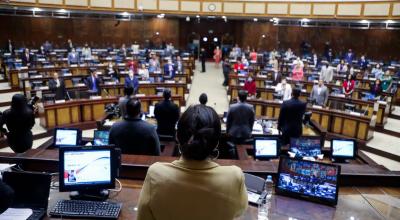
[177, 104, 221, 160]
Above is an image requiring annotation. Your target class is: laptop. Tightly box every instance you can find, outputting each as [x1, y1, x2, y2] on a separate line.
[244, 173, 267, 205]
[2, 171, 51, 220]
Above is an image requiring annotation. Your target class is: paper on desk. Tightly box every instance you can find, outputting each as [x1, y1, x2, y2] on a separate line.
[0, 208, 32, 220]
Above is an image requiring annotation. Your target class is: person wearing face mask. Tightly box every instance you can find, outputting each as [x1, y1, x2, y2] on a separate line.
[107, 62, 119, 82]
[85, 70, 102, 95]
[49, 72, 66, 100]
[320, 63, 334, 83]
[82, 43, 92, 59]
[380, 70, 393, 92]
[244, 74, 256, 98]
[343, 74, 355, 97]
[310, 79, 329, 106]
[164, 59, 176, 79]
[275, 78, 292, 101]
[336, 59, 348, 75]
[124, 69, 139, 94]
[358, 55, 368, 70]
[138, 63, 150, 81]
[372, 64, 384, 79]
[68, 48, 80, 65]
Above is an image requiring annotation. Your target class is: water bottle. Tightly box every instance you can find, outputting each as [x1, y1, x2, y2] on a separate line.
[258, 175, 273, 220]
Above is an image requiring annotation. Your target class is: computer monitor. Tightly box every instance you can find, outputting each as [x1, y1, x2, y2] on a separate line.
[253, 137, 280, 160]
[93, 130, 110, 146]
[53, 128, 81, 147]
[59, 146, 117, 199]
[289, 137, 322, 158]
[331, 139, 356, 162]
[276, 157, 341, 206]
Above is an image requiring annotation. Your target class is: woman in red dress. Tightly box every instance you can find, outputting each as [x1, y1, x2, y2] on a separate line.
[342, 74, 355, 98]
[213, 46, 222, 67]
[244, 74, 256, 99]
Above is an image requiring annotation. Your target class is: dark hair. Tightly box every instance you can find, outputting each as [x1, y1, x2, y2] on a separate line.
[124, 87, 134, 96]
[199, 93, 208, 105]
[238, 90, 248, 102]
[126, 98, 141, 118]
[163, 89, 171, 100]
[292, 88, 301, 99]
[177, 105, 221, 160]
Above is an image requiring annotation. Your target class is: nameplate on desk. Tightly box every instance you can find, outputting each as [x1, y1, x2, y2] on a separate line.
[165, 80, 175, 83]
[63, 73, 72, 76]
[139, 81, 150, 84]
[15, 59, 22, 62]
[32, 75, 42, 78]
[349, 112, 361, 116]
[135, 94, 145, 97]
[239, 83, 245, 86]
[120, 71, 128, 74]
[44, 65, 55, 68]
[20, 66, 28, 70]
[154, 70, 161, 74]
[312, 105, 323, 109]
[37, 58, 46, 62]
[3, 53, 11, 56]
[96, 71, 103, 75]
[96, 64, 105, 67]
[238, 74, 245, 77]
[313, 80, 318, 84]
[334, 94, 345, 98]
[62, 58, 68, 61]
[377, 101, 387, 105]
[55, 100, 66, 104]
[104, 81, 116, 85]
[118, 63, 125, 66]
[90, 96, 102, 100]
[301, 89, 306, 93]
[369, 78, 376, 81]
[106, 57, 112, 60]
[70, 64, 78, 67]
[75, 83, 85, 87]
[39, 86, 49, 90]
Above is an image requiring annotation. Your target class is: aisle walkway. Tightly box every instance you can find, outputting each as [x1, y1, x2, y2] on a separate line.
[186, 61, 229, 114]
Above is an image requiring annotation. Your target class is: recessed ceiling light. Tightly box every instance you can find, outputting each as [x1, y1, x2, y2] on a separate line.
[360, 20, 369, 24]
[57, 9, 67, 13]
[32, 7, 41, 12]
[253, 18, 258, 22]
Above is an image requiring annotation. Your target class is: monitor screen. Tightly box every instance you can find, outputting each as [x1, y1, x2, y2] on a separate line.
[290, 138, 321, 157]
[331, 139, 356, 159]
[93, 130, 110, 146]
[254, 138, 279, 159]
[54, 128, 80, 147]
[276, 157, 340, 206]
[59, 146, 116, 192]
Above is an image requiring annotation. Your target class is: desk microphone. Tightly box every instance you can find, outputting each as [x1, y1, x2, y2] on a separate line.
[103, 88, 111, 97]
[66, 90, 72, 100]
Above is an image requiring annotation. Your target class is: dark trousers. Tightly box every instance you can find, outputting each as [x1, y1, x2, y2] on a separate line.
[223, 71, 229, 86]
[201, 60, 206, 72]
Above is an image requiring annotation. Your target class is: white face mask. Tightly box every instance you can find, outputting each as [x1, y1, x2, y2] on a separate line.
[248, 78, 253, 82]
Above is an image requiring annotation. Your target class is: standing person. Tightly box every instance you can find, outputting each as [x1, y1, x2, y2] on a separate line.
[48, 72, 66, 100]
[213, 46, 222, 68]
[226, 90, 255, 144]
[154, 90, 180, 137]
[118, 87, 134, 118]
[278, 88, 307, 145]
[309, 80, 329, 106]
[380, 70, 393, 92]
[124, 69, 139, 94]
[0, 94, 35, 153]
[244, 74, 256, 98]
[222, 58, 230, 86]
[200, 48, 207, 73]
[199, 93, 208, 105]
[292, 62, 304, 81]
[86, 70, 102, 95]
[137, 104, 248, 220]
[275, 78, 292, 101]
[66, 39, 73, 52]
[320, 63, 334, 83]
[249, 49, 257, 62]
[21, 48, 31, 66]
[343, 74, 355, 98]
[370, 79, 382, 98]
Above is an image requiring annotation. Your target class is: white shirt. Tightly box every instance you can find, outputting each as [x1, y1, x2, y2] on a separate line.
[55, 79, 60, 88]
[317, 86, 322, 95]
[138, 68, 149, 79]
[275, 83, 292, 101]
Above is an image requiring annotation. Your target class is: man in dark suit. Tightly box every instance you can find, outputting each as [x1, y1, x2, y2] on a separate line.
[85, 70, 101, 95]
[5, 39, 13, 54]
[48, 72, 66, 100]
[124, 70, 139, 94]
[278, 88, 306, 145]
[200, 48, 207, 73]
[271, 71, 282, 86]
[0, 180, 14, 214]
[154, 90, 180, 137]
[226, 90, 255, 143]
[163, 60, 175, 79]
[21, 48, 31, 66]
[109, 98, 160, 155]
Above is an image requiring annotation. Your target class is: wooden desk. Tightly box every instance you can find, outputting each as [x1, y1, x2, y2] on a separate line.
[43, 179, 400, 220]
[38, 95, 185, 128]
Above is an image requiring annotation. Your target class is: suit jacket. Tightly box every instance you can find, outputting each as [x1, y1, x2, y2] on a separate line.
[85, 76, 101, 94]
[109, 118, 160, 155]
[154, 100, 180, 136]
[137, 158, 248, 220]
[21, 53, 31, 65]
[48, 79, 66, 100]
[320, 67, 334, 83]
[271, 72, 282, 86]
[0, 180, 14, 214]
[67, 52, 79, 64]
[278, 98, 306, 144]
[310, 85, 329, 106]
[163, 64, 176, 78]
[124, 76, 139, 93]
[226, 102, 255, 139]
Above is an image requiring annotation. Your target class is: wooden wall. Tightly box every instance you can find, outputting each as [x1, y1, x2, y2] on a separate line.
[1, 15, 400, 60]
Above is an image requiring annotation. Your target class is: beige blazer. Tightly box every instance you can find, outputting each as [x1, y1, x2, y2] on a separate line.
[137, 158, 248, 220]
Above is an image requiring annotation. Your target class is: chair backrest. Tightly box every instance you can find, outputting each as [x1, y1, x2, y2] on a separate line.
[244, 173, 265, 193]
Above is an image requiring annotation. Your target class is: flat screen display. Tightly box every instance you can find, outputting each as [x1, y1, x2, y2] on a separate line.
[54, 129, 79, 147]
[276, 157, 340, 206]
[331, 139, 356, 158]
[254, 138, 278, 159]
[289, 138, 321, 157]
[93, 130, 110, 146]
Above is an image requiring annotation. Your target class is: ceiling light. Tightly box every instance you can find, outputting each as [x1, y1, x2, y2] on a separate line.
[301, 18, 310, 22]
[186, 16, 190, 21]
[262, 34, 266, 38]
[32, 7, 41, 12]
[385, 20, 395, 24]
[253, 18, 258, 22]
[121, 12, 129, 16]
[196, 15, 200, 18]
[57, 9, 67, 13]
[360, 20, 369, 24]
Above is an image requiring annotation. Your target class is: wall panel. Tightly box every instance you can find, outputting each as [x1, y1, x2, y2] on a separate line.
[159, 0, 179, 11]
[65, 0, 88, 6]
[392, 3, 400, 16]
[91, 0, 112, 8]
[313, 4, 336, 16]
[38, 0, 63, 5]
[223, 2, 243, 14]
[364, 3, 390, 16]
[114, 0, 135, 9]
[267, 3, 288, 15]
[181, 1, 200, 12]
[290, 4, 311, 15]
[137, 0, 157, 10]
[245, 3, 265, 14]
[337, 4, 362, 16]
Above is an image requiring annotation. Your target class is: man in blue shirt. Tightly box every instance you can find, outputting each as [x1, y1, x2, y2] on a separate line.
[124, 69, 139, 94]
[86, 70, 101, 95]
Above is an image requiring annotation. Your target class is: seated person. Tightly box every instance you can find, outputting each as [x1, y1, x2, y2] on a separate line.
[249, 49, 257, 62]
[137, 104, 248, 220]
[148, 53, 160, 72]
[241, 56, 249, 68]
[175, 56, 185, 74]
[269, 55, 279, 72]
[278, 88, 306, 145]
[48, 72, 66, 100]
[124, 70, 139, 94]
[343, 74, 355, 97]
[371, 64, 384, 79]
[275, 78, 292, 101]
[380, 70, 393, 92]
[163, 60, 175, 79]
[243, 74, 256, 98]
[118, 87, 134, 118]
[85, 70, 101, 95]
[292, 62, 304, 81]
[336, 59, 348, 75]
[227, 90, 255, 144]
[310, 80, 329, 106]
[233, 59, 245, 73]
[370, 79, 382, 98]
[109, 99, 160, 155]
[154, 90, 180, 137]
[358, 55, 368, 70]
[0, 180, 14, 214]
[67, 48, 79, 65]
[138, 63, 150, 81]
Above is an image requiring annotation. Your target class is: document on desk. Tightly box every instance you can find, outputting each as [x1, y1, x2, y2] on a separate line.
[0, 208, 32, 220]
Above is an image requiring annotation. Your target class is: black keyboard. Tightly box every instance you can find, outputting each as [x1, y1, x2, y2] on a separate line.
[49, 200, 122, 219]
